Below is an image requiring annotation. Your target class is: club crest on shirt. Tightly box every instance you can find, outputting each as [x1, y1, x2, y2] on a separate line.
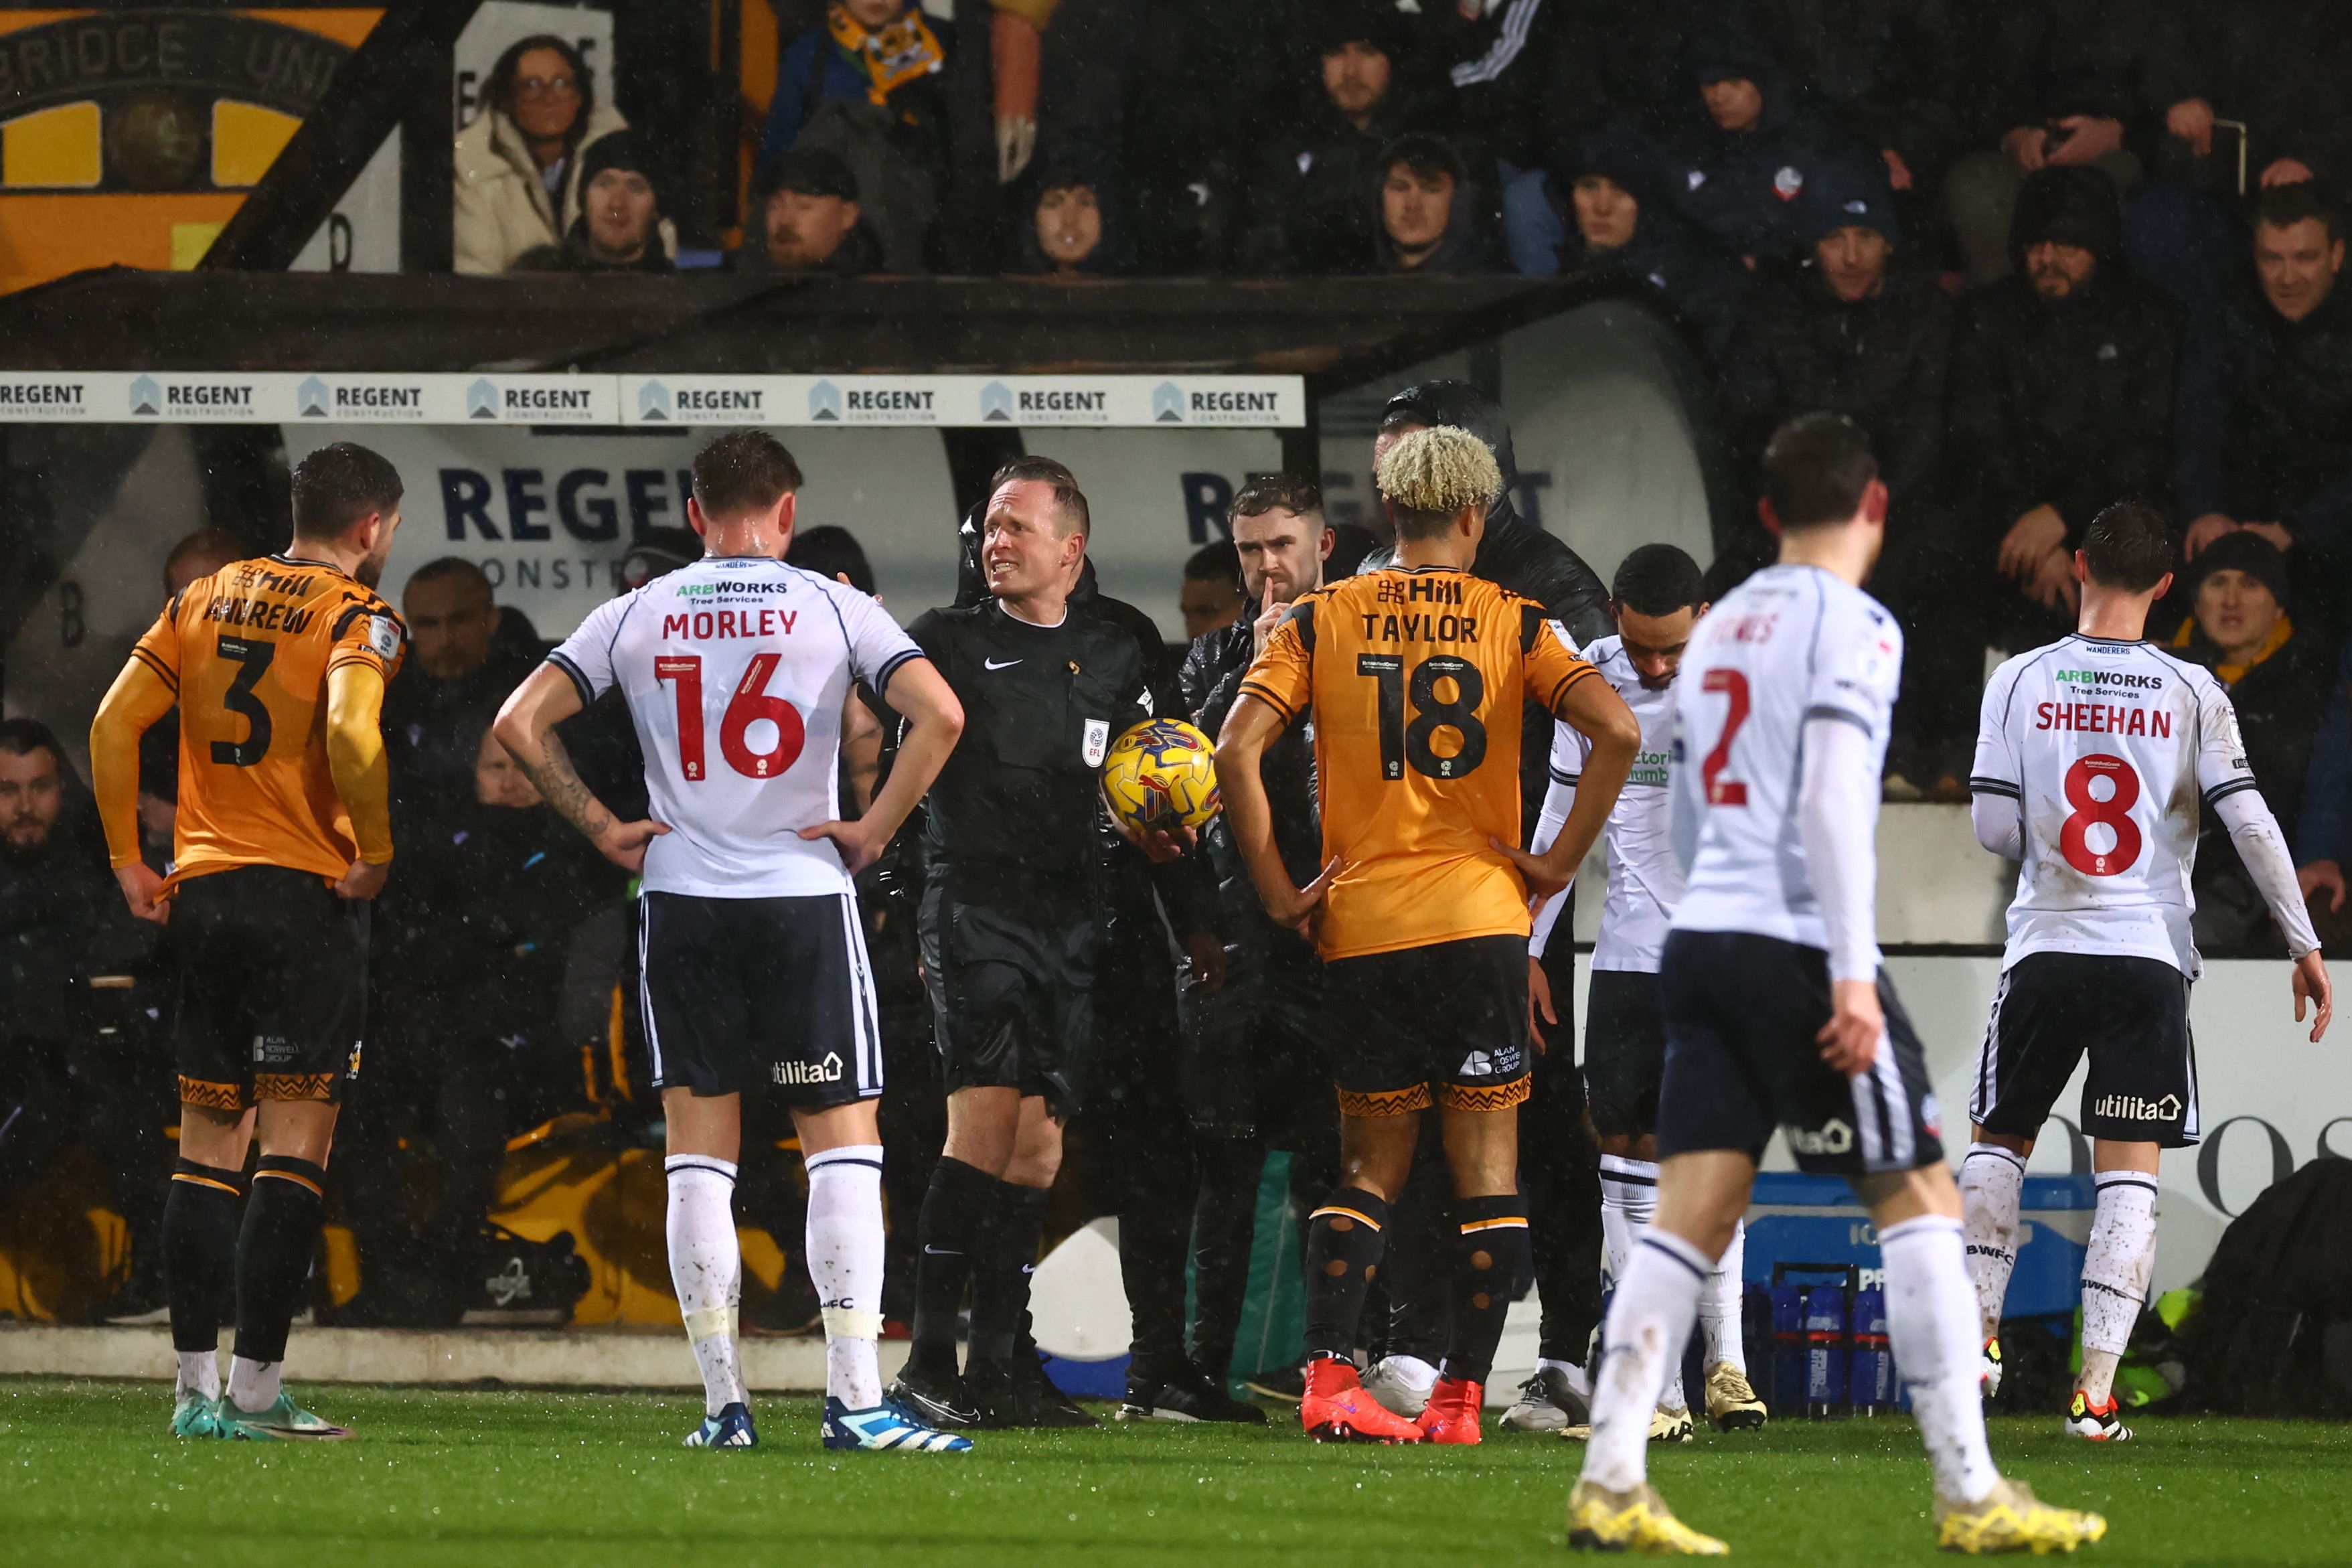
[1083, 718, 1110, 767]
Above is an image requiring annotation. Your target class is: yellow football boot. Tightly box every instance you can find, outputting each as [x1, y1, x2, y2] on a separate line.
[1934, 1478, 2108, 1555]
[1704, 1362, 1768, 1431]
[1568, 1480, 1730, 1555]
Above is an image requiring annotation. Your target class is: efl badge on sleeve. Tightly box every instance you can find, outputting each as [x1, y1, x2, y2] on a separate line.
[366, 614, 402, 661]
[1083, 718, 1110, 767]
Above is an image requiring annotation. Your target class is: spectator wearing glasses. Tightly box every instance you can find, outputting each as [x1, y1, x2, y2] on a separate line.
[455, 35, 628, 276]
[515, 129, 676, 275]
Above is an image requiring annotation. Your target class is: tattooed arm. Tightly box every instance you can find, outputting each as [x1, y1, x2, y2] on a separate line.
[493, 663, 670, 872]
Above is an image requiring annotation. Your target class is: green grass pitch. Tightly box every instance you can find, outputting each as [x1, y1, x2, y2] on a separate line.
[4, 1379, 2349, 1567]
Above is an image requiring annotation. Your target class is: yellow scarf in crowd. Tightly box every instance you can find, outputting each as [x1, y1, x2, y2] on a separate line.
[828, 3, 947, 107]
[2171, 611, 2294, 686]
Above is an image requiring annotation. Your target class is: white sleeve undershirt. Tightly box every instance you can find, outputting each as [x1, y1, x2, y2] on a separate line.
[1798, 714, 1883, 984]
[1970, 789, 2025, 860]
[2215, 787, 2324, 958]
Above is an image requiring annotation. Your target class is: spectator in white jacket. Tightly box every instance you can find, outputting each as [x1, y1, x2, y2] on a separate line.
[454, 34, 628, 275]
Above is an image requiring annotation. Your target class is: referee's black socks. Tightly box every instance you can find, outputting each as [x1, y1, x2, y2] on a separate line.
[1445, 1194, 1531, 1386]
[165, 1160, 244, 1356]
[1302, 1187, 1389, 1362]
[908, 1157, 996, 1378]
[970, 1180, 1049, 1369]
[233, 1155, 325, 1369]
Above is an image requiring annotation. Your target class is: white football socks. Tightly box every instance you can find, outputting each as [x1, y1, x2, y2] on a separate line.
[226, 1355, 280, 1413]
[666, 1155, 746, 1417]
[2078, 1170, 2159, 1405]
[176, 1349, 219, 1402]
[1579, 1230, 1710, 1493]
[1700, 1219, 1747, 1374]
[804, 1144, 887, 1411]
[1880, 1214, 2000, 1506]
[1597, 1154, 1659, 1285]
[1958, 1143, 2025, 1342]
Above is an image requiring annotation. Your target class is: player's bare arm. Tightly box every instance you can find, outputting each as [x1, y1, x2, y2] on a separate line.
[88, 652, 181, 923]
[493, 663, 670, 872]
[1214, 690, 1338, 937]
[1498, 675, 1639, 898]
[798, 656, 963, 873]
[323, 661, 394, 900]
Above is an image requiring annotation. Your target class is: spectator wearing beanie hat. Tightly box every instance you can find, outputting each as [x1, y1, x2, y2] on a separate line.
[514, 129, 676, 273]
[1950, 165, 2183, 650]
[2169, 531, 2335, 952]
[732, 145, 884, 274]
[1720, 154, 1968, 787]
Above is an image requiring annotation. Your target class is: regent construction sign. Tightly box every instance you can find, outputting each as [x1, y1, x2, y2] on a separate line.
[0, 373, 1309, 428]
[0, 11, 350, 119]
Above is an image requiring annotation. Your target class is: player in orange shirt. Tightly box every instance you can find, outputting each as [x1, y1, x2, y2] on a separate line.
[88, 443, 408, 1443]
[1218, 425, 1642, 1443]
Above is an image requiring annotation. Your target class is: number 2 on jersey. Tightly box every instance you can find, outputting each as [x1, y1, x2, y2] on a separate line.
[655, 653, 806, 781]
[2059, 753, 2142, 876]
[1700, 668, 1749, 805]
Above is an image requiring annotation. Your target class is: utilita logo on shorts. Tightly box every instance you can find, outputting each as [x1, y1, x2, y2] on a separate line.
[2093, 1092, 2183, 1123]
[773, 1053, 846, 1086]
[1784, 1118, 1855, 1156]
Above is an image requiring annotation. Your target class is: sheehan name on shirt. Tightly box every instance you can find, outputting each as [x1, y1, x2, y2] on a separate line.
[2033, 700, 2173, 738]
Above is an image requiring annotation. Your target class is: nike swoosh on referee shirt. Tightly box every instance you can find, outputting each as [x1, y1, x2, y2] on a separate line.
[984, 657, 1021, 670]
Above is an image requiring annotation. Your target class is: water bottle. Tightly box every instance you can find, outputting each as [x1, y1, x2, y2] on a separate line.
[1803, 1285, 1849, 1417]
[1849, 1285, 1895, 1414]
[1769, 1283, 1806, 1415]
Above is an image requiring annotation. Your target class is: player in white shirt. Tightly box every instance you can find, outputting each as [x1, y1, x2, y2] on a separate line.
[1567, 416, 2104, 1557]
[1512, 544, 1766, 1439]
[1960, 501, 2331, 1442]
[495, 433, 971, 1455]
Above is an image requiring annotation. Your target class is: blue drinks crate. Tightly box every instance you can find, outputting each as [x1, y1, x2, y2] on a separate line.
[1744, 1171, 2092, 1316]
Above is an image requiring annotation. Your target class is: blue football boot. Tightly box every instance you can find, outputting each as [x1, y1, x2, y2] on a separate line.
[682, 1401, 759, 1449]
[822, 1396, 974, 1453]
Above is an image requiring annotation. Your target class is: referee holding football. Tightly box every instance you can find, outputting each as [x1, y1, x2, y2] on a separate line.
[888, 456, 1212, 1429]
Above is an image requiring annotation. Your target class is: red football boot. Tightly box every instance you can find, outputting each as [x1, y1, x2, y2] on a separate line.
[1415, 1375, 1484, 1444]
[1301, 1358, 1425, 1443]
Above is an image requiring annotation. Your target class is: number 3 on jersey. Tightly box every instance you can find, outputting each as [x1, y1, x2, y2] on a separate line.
[2059, 753, 2142, 876]
[655, 653, 807, 781]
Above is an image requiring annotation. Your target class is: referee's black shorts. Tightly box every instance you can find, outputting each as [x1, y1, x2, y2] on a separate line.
[919, 877, 1097, 1117]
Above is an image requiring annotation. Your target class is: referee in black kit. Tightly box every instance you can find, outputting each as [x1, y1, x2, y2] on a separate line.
[886, 456, 1202, 1429]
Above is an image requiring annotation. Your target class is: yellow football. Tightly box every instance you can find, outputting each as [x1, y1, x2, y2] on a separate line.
[1100, 717, 1221, 834]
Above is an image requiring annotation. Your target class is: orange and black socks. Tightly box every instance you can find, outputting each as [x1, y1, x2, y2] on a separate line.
[969, 1180, 1048, 1369]
[1445, 1195, 1531, 1385]
[165, 1160, 244, 1393]
[1303, 1186, 1389, 1362]
[232, 1155, 324, 1367]
[909, 1156, 994, 1377]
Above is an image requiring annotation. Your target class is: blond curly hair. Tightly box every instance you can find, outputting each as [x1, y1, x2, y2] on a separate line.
[1375, 425, 1502, 538]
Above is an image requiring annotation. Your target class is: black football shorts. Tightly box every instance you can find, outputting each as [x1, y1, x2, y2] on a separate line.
[168, 864, 369, 1109]
[1971, 951, 2197, 1147]
[919, 878, 1097, 1117]
[639, 890, 883, 1108]
[1656, 929, 1945, 1175]
[1583, 967, 1668, 1139]
[1321, 933, 1532, 1116]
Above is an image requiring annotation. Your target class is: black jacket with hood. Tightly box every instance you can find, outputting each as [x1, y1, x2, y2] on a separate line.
[1555, 123, 1751, 361]
[1658, 29, 1850, 262]
[1370, 134, 1501, 275]
[1947, 167, 2183, 547]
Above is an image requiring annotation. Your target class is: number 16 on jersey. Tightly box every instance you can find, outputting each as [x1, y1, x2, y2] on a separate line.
[655, 653, 808, 782]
